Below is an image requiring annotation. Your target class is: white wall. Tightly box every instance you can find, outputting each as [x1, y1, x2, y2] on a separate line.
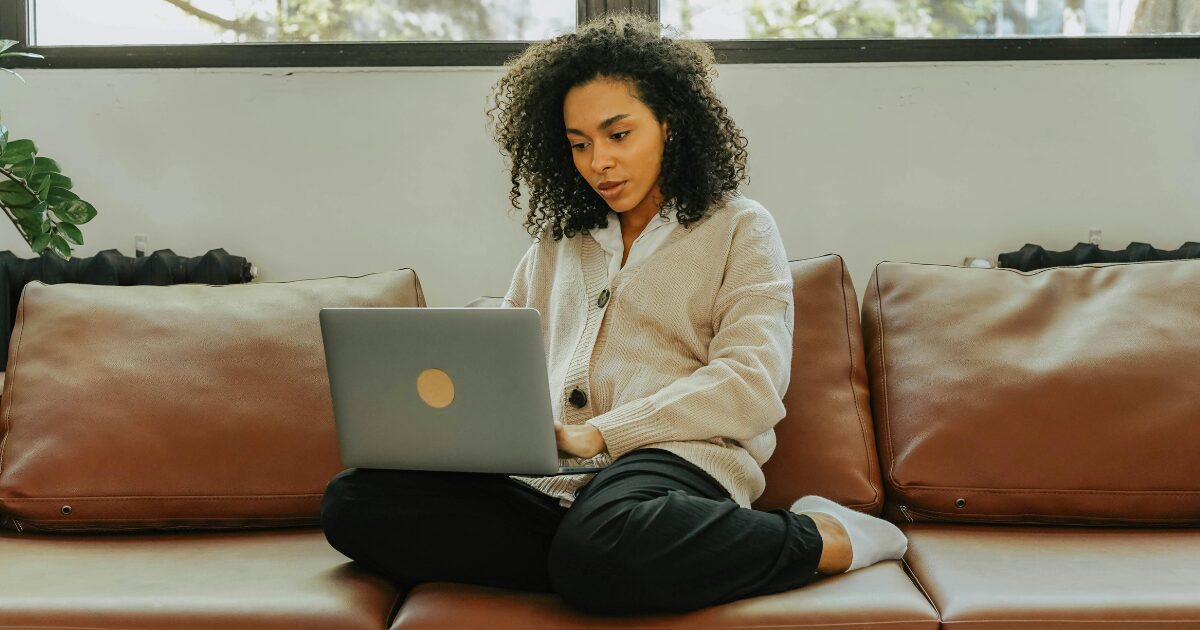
[1, 59, 1197, 306]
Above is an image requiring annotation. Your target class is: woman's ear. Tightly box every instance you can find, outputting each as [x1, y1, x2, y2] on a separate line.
[661, 118, 671, 142]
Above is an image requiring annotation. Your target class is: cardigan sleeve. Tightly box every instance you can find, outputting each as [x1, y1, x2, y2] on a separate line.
[585, 209, 795, 459]
[501, 242, 538, 309]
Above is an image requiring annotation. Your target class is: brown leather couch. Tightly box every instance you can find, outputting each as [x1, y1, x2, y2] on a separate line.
[0, 256, 1197, 629]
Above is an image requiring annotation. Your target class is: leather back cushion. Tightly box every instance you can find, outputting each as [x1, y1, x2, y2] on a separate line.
[754, 255, 882, 514]
[0, 269, 424, 532]
[863, 260, 1200, 525]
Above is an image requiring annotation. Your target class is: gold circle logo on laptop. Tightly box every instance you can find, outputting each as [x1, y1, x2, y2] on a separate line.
[416, 368, 455, 409]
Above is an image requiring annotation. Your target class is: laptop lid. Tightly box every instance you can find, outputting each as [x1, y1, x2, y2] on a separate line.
[318, 307, 561, 475]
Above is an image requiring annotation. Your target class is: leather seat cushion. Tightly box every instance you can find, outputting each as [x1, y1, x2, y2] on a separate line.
[903, 523, 1200, 628]
[0, 527, 402, 629]
[389, 561, 937, 630]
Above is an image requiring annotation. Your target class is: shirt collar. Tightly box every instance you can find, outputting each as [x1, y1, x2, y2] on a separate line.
[591, 205, 678, 259]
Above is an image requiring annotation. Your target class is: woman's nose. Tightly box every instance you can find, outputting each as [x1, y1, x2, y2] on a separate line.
[591, 146, 615, 172]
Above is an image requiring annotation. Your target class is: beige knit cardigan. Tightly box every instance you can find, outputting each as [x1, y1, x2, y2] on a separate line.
[503, 193, 794, 508]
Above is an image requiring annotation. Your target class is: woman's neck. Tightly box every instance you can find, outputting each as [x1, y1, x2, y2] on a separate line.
[617, 186, 666, 241]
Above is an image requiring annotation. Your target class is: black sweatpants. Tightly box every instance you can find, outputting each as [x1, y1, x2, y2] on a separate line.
[319, 448, 824, 615]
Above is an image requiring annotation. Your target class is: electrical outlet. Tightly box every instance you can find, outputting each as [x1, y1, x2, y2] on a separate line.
[134, 234, 148, 258]
[1088, 227, 1102, 246]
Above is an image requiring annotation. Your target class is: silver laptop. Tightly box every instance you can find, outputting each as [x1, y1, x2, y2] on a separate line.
[318, 306, 602, 476]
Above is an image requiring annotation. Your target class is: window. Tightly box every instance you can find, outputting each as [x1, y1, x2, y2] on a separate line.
[32, 0, 575, 46]
[0, 0, 1196, 66]
[661, 0, 1199, 39]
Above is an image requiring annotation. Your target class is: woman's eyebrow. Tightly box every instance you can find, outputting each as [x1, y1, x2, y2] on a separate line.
[565, 113, 631, 135]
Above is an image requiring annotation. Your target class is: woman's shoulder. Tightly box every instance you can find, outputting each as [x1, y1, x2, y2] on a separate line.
[706, 193, 782, 238]
[522, 224, 583, 267]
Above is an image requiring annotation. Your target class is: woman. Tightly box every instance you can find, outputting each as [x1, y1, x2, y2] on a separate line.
[320, 12, 907, 615]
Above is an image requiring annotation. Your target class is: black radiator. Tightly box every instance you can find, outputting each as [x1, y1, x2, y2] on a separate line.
[0, 248, 255, 367]
[998, 242, 1200, 272]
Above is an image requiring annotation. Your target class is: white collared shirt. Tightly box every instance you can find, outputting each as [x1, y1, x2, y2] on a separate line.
[589, 206, 680, 285]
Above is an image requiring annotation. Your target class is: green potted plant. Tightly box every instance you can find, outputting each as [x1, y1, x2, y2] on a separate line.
[0, 40, 98, 261]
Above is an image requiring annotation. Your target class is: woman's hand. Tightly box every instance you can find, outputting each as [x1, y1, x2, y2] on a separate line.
[554, 420, 607, 459]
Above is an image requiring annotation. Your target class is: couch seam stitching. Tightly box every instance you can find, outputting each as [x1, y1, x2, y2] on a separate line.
[6, 494, 325, 501]
[891, 486, 1200, 495]
[901, 556, 942, 622]
[0, 284, 29, 475]
[875, 264, 903, 497]
[838, 255, 880, 509]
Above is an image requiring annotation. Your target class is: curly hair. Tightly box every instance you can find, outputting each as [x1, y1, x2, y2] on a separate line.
[486, 10, 750, 241]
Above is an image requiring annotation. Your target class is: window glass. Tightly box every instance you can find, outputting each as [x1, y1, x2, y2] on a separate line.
[661, 0, 1198, 39]
[34, 0, 575, 45]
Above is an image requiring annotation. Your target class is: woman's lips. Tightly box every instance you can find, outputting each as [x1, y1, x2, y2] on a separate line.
[598, 181, 625, 200]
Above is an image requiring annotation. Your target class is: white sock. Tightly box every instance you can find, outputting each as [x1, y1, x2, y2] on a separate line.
[790, 495, 908, 572]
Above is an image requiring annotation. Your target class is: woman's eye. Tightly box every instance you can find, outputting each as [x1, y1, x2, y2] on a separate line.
[612, 131, 629, 141]
[570, 142, 587, 151]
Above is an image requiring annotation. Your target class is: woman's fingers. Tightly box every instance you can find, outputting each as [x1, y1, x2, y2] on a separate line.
[553, 422, 604, 459]
[554, 420, 573, 455]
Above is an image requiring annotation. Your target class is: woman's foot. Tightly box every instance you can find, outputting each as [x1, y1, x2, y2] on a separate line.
[804, 511, 853, 573]
[791, 495, 908, 573]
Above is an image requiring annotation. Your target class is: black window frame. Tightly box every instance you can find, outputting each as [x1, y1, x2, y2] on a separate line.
[1, 0, 1198, 67]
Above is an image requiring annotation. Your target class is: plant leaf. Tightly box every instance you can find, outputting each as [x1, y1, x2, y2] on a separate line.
[10, 202, 35, 220]
[31, 156, 60, 175]
[48, 235, 71, 260]
[28, 172, 71, 192]
[0, 52, 44, 60]
[0, 138, 35, 166]
[47, 186, 79, 205]
[37, 170, 53, 198]
[18, 216, 41, 234]
[55, 199, 97, 224]
[58, 221, 84, 246]
[0, 182, 39, 209]
[31, 232, 52, 253]
[32, 200, 48, 222]
[9, 157, 34, 179]
[0, 124, 7, 154]
[11, 200, 47, 220]
[0, 40, 44, 61]
[0, 186, 35, 206]
[16, 204, 47, 234]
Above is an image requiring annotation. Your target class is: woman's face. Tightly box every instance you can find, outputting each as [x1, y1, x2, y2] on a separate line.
[563, 76, 670, 219]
